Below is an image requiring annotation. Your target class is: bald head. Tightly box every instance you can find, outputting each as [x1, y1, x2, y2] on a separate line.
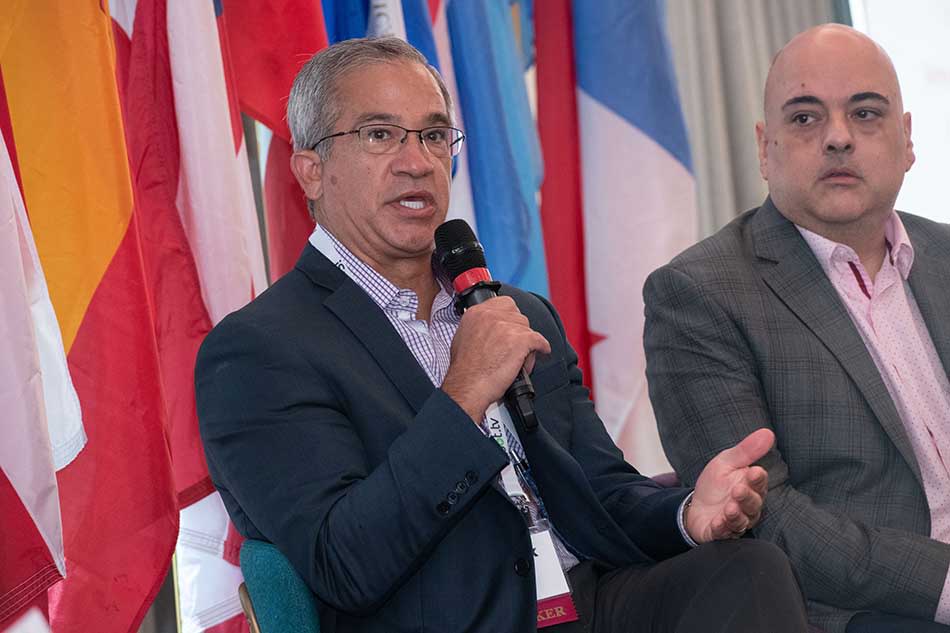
[763, 24, 903, 124]
[754, 23, 914, 252]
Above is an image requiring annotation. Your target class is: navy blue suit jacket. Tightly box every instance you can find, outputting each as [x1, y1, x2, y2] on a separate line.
[195, 245, 692, 633]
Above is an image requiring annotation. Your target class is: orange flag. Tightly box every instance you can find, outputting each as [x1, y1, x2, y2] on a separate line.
[1, 3, 178, 631]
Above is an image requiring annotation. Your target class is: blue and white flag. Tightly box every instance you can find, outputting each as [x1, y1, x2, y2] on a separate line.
[573, 0, 697, 473]
[323, 0, 438, 66]
[447, 0, 549, 295]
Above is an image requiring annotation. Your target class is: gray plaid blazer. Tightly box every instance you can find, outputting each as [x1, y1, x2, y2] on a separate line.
[644, 198, 950, 633]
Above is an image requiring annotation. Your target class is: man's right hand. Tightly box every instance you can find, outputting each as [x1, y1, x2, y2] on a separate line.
[441, 296, 551, 423]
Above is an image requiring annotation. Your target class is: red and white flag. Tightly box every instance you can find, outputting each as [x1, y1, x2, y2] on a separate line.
[0, 108, 80, 630]
[112, 0, 267, 629]
[2, 3, 180, 631]
[222, 0, 329, 281]
[537, 1, 697, 473]
[127, 1, 264, 630]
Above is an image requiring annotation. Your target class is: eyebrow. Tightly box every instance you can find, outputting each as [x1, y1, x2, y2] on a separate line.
[782, 95, 823, 110]
[426, 112, 453, 126]
[781, 91, 891, 110]
[849, 91, 890, 105]
[350, 111, 453, 128]
[351, 112, 399, 127]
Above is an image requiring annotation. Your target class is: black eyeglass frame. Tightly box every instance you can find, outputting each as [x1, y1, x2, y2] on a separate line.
[312, 123, 466, 157]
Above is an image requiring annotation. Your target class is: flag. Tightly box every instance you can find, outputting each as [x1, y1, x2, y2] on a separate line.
[366, 0, 440, 63]
[3, 609, 51, 633]
[0, 2, 179, 631]
[446, 0, 549, 296]
[223, 0, 329, 281]
[322, 0, 367, 43]
[111, 0, 214, 517]
[166, 2, 268, 326]
[261, 137, 314, 280]
[367, 0, 408, 38]
[112, 1, 269, 630]
[0, 84, 78, 628]
[430, 0, 479, 232]
[572, 0, 698, 473]
[535, 0, 593, 382]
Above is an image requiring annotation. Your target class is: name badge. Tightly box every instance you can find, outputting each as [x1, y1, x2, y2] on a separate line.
[482, 403, 579, 628]
[531, 529, 579, 628]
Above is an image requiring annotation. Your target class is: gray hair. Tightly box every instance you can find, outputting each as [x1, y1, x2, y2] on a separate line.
[287, 37, 455, 160]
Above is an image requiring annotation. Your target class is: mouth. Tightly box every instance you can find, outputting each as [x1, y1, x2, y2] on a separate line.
[819, 167, 861, 183]
[389, 191, 437, 213]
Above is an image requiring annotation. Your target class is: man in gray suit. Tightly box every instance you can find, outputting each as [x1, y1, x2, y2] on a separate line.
[645, 24, 950, 633]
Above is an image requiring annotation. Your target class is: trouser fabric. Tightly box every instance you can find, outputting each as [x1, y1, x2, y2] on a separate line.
[548, 539, 808, 633]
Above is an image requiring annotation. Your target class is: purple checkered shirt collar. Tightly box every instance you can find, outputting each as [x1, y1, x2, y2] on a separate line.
[308, 225, 459, 386]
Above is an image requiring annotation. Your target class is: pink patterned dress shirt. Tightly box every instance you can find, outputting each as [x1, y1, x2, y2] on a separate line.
[799, 213, 950, 624]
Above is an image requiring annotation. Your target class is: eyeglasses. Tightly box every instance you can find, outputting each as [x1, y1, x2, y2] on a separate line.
[313, 124, 466, 158]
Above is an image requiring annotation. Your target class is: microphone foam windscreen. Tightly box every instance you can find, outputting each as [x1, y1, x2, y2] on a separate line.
[434, 219, 487, 280]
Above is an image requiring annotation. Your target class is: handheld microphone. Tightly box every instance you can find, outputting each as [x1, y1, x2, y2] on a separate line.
[433, 219, 538, 434]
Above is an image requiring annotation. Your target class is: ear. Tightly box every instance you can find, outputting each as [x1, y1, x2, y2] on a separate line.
[755, 121, 769, 181]
[902, 112, 916, 172]
[290, 149, 325, 204]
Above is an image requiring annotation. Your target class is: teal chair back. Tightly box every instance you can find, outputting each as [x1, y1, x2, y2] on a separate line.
[239, 539, 321, 633]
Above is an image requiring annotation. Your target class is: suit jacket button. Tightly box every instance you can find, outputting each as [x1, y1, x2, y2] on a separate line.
[465, 470, 478, 485]
[436, 501, 451, 516]
[447, 492, 459, 505]
[514, 558, 532, 577]
[454, 481, 469, 494]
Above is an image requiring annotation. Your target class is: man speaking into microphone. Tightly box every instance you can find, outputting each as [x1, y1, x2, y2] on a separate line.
[194, 37, 807, 633]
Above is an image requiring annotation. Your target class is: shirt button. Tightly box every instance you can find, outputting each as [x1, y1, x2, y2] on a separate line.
[436, 501, 451, 516]
[514, 558, 532, 577]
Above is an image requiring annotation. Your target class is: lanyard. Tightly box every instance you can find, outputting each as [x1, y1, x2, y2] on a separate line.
[485, 406, 579, 628]
[484, 402, 526, 491]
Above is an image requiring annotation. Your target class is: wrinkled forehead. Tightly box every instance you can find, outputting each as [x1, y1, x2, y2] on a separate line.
[764, 27, 902, 117]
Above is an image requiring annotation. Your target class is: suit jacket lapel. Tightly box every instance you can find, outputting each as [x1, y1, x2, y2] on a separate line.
[751, 199, 922, 483]
[905, 218, 950, 378]
[295, 245, 436, 414]
[298, 246, 515, 506]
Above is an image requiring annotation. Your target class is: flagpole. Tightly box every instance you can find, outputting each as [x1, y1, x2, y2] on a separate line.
[173, 552, 182, 633]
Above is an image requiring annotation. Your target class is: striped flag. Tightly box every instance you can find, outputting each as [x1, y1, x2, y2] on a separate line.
[113, 1, 243, 631]
[1, 3, 179, 631]
[572, 0, 697, 473]
[121, 1, 269, 630]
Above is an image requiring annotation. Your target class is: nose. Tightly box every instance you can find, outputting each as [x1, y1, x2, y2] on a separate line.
[823, 112, 854, 154]
[391, 132, 435, 178]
